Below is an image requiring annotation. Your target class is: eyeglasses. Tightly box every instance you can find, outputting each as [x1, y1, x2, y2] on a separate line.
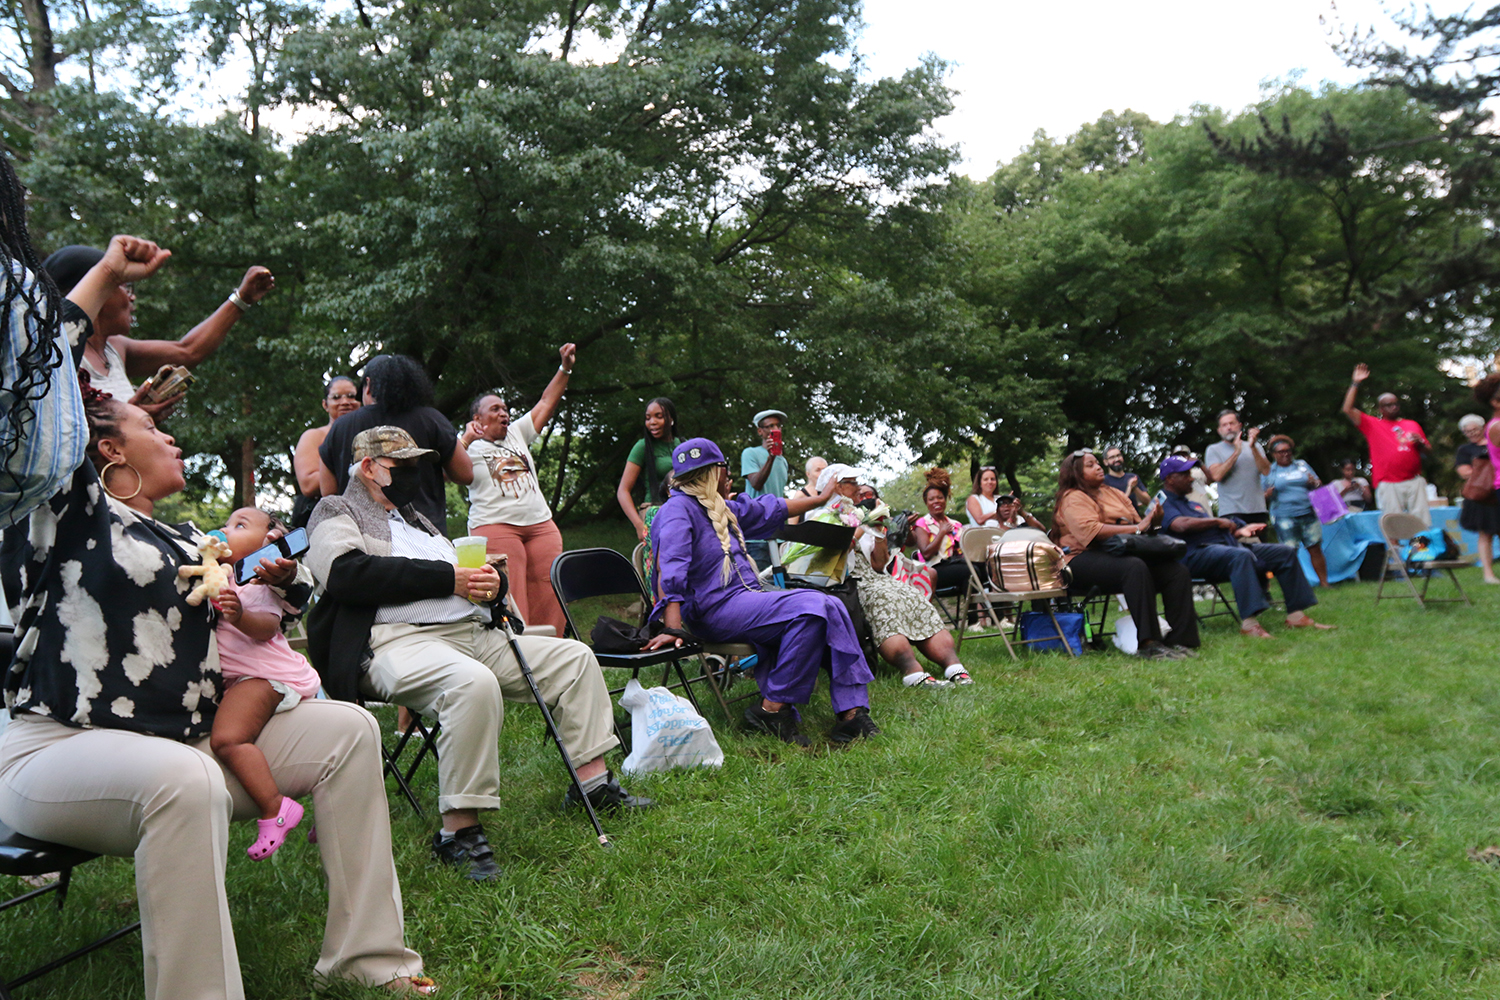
[1068, 449, 1094, 458]
[328, 392, 358, 401]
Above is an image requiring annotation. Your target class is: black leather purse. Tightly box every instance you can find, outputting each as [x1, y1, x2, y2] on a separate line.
[1099, 532, 1187, 560]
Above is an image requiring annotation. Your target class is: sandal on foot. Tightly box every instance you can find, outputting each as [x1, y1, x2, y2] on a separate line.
[943, 665, 975, 685]
[387, 975, 438, 995]
[248, 796, 304, 860]
[903, 672, 953, 689]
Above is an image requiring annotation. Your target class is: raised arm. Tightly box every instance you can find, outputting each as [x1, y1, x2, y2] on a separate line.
[65, 235, 172, 325]
[745, 451, 776, 492]
[1247, 429, 1270, 475]
[444, 443, 473, 486]
[117, 266, 275, 379]
[1206, 440, 1243, 483]
[525, 343, 575, 434]
[784, 478, 837, 517]
[1342, 363, 1369, 427]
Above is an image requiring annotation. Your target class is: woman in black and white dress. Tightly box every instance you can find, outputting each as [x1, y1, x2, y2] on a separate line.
[0, 236, 428, 1000]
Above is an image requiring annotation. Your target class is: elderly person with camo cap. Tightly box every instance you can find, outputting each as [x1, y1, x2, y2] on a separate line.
[306, 425, 647, 883]
[740, 408, 790, 567]
[649, 438, 880, 746]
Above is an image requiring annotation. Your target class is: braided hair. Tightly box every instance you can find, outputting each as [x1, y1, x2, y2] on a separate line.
[75, 371, 128, 480]
[674, 464, 753, 588]
[0, 154, 65, 524]
[641, 396, 677, 505]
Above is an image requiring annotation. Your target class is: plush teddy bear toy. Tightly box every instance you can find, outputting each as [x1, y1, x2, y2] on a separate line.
[179, 535, 234, 606]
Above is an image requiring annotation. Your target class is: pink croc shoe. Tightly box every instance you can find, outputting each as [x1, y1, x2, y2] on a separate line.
[248, 797, 304, 861]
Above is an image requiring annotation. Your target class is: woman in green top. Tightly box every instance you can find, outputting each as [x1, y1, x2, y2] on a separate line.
[616, 396, 680, 541]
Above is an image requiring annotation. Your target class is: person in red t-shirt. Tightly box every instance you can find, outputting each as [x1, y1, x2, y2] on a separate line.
[1340, 363, 1431, 526]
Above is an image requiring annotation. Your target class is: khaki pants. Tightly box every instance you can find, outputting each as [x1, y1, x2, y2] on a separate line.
[1376, 476, 1432, 527]
[365, 619, 618, 814]
[0, 701, 420, 1000]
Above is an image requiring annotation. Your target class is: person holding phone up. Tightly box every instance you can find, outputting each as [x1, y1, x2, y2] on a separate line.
[740, 409, 790, 570]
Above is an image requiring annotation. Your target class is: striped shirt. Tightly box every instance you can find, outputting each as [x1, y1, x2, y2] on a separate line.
[0, 267, 87, 529]
[373, 511, 478, 625]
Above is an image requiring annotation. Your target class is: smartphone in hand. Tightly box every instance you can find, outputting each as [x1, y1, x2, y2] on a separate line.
[768, 426, 783, 456]
[234, 527, 309, 585]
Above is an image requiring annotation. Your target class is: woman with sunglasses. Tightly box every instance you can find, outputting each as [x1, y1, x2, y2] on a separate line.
[1053, 450, 1198, 659]
[1261, 434, 1328, 587]
[996, 492, 1046, 531]
[42, 245, 276, 422]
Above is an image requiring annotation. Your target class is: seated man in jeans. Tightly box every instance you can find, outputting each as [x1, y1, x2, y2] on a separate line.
[1157, 454, 1333, 638]
[306, 426, 650, 882]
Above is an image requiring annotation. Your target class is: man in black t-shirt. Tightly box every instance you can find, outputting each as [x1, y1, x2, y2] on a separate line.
[317, 355, 472, 534]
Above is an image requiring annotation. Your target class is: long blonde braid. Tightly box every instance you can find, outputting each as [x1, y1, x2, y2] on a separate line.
[675, 465, 752, 586]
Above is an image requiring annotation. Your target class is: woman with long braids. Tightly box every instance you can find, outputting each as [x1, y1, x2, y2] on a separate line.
[615, 396, 680, 542]
[0, 237, 431, 1000]
[648, 438, 881, 746]
[0, 154, 87, 528]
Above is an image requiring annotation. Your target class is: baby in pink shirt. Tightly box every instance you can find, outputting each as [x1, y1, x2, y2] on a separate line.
[209, 507, 321, 860]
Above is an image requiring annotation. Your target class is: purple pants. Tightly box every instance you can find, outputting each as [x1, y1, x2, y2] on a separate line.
[687, 588, 872, 712]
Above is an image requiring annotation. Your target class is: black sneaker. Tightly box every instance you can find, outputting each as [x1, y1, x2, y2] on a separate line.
[562, 770, 655, 813]
[1165, 644, 1198, 659]
[829, 705, 881, 743]
[743, 704, 810, 746]
[432, 824, 502, 882]
[1137, 642, 1179, 660]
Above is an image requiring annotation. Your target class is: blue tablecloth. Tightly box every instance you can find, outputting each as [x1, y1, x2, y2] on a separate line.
[1295, 505, 1496, 583]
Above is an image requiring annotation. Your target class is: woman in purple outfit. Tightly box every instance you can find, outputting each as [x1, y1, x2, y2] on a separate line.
[648, 438, 880, 746]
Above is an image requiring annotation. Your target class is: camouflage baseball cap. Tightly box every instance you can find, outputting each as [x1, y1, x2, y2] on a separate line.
[351, 425, 437, 462]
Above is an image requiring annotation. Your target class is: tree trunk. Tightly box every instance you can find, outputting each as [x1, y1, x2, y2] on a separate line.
[240, 435, 257, 508]
[550, 407, 573, 511]
[1004, 462, 1022, 497]
[19, 0, 58, 97]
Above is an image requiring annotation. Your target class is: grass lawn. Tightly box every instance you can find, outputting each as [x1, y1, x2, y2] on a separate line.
[10, 544, 1500, 999]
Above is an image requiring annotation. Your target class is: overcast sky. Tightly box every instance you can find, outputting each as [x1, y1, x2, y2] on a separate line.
[855, 0, 1398, 179]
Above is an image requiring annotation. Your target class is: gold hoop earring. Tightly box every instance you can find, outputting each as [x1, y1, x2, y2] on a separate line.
[101, 459, 143, 501]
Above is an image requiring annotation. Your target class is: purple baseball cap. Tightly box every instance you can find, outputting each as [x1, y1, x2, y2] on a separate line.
[672, 437, 727, 476]
[1158, 454, 1199, 478]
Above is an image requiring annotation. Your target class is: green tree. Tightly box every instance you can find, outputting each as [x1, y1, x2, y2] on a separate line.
[949, 86, 1500, 486]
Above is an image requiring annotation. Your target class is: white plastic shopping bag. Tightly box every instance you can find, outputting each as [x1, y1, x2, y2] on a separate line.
[619, 679, 724, 776]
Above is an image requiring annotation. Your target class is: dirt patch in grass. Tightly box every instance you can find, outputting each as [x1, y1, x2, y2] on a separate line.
[569, 947, 652, 999]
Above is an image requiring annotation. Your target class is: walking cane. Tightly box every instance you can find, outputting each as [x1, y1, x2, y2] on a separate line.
[497, 616, 612, 848]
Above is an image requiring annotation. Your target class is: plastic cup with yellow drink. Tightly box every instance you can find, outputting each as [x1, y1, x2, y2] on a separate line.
[453, 536, 490, 601]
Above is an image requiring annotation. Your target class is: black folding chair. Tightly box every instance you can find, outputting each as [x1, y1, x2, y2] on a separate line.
[381, 711, 441, 817]
[1193, 578, 1239, 623]
[0, 629, 140, 997]
[551, 548, 731, 748]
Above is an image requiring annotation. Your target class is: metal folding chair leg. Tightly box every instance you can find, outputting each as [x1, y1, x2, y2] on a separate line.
[382, 742, 425, 816]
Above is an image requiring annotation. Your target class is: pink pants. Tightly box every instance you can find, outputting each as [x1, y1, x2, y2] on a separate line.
[475, 520, 566, 634]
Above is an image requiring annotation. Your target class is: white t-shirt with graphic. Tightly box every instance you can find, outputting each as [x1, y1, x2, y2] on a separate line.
[466, 412, 553, 530]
